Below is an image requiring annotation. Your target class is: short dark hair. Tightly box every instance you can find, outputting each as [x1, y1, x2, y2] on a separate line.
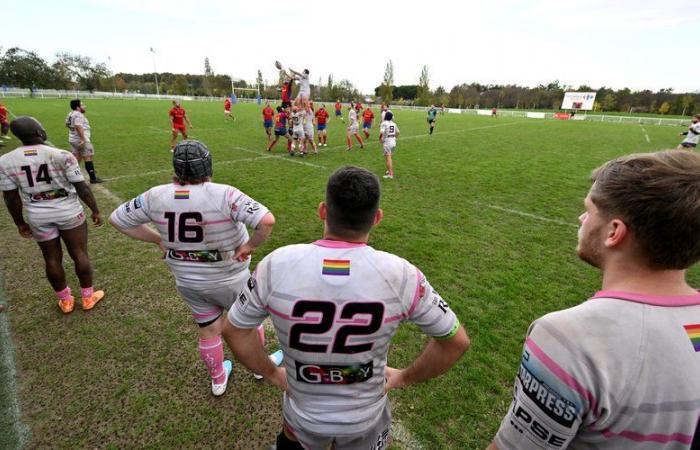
[325, 166, 380, 238]
[590, 150, 700, 270]
[70, 99, 81, 110]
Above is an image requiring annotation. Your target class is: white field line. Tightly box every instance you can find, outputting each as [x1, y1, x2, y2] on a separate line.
[475, 202, 578, 228]
[639, 124, 651, 143]
[391, 413, 425, 450]
[230, 146, 326, 169]
[0, 279, 30, 448]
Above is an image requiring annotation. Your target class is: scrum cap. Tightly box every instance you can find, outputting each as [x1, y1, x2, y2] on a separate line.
[173, 140, 212, 180]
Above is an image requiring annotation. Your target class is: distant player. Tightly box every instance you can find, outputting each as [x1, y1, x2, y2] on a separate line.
[489, 150, 700, 450]
[678, 114, 700, 150]
[0, 117, 104, 313]
[0, 101, 10, 141]
[379, 111, 400, 179]
[346, 105, 364, 151]
[65, 99, 102, 183]
[262, 102, 275, 142]
[362, 106, 375, 139]
[491, 107, 497, 118]
[427, 105, 438, 135]
[169, 100, 193, 150]
[303, 103, 318, 155]
[334, 100, 343, 121]
[109, 140, 276, 396]
[267, 106, 292, 153]
[222, 166, 469, 450]
[315, 104, 329, 147]
[224, 96, 234, 122]
[354, 100, 363, 116]
[290, 106, 306, 156]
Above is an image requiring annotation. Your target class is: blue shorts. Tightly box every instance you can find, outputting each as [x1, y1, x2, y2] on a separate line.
[335, 110, 342, 116]
[264, 119, 273, 128]
[363, 122, 372, 129]
[274, 128, 287, 137]
[317, 124, 327, 131]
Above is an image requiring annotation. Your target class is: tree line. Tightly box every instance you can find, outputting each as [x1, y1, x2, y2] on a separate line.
[1, 48, 697, 115]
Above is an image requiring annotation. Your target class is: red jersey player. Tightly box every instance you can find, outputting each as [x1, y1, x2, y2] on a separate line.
[281, 80, 292, 109]
[262, 102, 275, 141]
[267, 106, 292, 153]
[169, 101, 193, 150]
[224, 97, 234, 122]
[362, 107, 375, 139]
[0, 102, 10, 141]
[315, 105, 330, 147]
[334, 100, 343, 121]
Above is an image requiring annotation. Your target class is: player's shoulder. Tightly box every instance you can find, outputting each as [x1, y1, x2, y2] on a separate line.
[263, 243, 316, 266]
[367, 247, 416, 273]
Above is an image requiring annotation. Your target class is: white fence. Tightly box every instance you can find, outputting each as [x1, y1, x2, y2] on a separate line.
[0, 88, 691, 127]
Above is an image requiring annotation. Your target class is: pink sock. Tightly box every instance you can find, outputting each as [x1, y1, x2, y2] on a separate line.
[81, 286, 93, 299]
[56, 287, 72, 301]
[199, 336, 226, 384]
[257, 325, 265, 347]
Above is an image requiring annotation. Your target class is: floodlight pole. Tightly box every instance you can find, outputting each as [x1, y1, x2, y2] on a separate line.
[150, 47, 160, 97]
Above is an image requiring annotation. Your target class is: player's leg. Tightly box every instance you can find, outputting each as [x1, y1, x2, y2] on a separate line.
[81, 144, 102, 184]
[354, 132, 364, 148]
[385, 152, 394, 178]
[346, 130, 353, 150]
[37, 235, 74, 312]
[60, 220, 104, 310]
[268, 135, 279, 151]
[170, 129, 178, 149]
[335, 402, 391, 450]
[181, 128, 188, 140]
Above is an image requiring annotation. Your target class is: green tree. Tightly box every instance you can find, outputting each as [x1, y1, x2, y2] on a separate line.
[658, 101, 671, 114]
[53, 53, 109, 91]
[378, 60, 394, 102]
[601, 93, 617, 111]
[417, 65, 431, 106]
[0, 47, 59, 88]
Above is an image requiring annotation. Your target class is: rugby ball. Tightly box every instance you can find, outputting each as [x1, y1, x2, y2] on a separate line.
[275, 60, 283, 70]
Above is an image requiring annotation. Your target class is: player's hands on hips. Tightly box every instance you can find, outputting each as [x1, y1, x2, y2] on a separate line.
[78, 140, 86, 149]
[92, 211, 103, 227]
[17, 223, 32, 239]
[234, 242, 255, 261]
[384, 367, 405, 394]
[268, 366, 287, 392]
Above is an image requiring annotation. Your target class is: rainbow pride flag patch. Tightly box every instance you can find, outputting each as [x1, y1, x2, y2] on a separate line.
[322, 259, 350, 276]
[23, 149, 38, 156]
[174, 190, 190, 199]
[684, 324, 700, 352]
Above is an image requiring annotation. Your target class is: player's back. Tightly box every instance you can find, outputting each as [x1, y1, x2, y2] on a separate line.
[135, 182, 266, 288]
[348, 109, 358, 125]
[0, 144, 83, 223]
[257, 240, 426, 436]
[381, 120, 399, 141]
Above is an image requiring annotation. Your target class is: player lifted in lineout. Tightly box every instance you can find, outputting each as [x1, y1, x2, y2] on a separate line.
[222, 166, 469, 450]
[379, 111, 400, 179]
[678, 114, 700, 150]
[346, 103, 364, 151]
[110, 140, 279, 396]
[0, 117, 104, 313]
[169, 100, 193, 151]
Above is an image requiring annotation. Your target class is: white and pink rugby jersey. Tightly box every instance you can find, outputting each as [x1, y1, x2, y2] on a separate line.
[0, 144, 85, 224]
[110, 182, 270, 289]
[495, 291, 700, 450]
[228, 239, 460, 436]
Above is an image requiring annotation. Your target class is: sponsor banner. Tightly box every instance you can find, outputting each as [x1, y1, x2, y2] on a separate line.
[554, 113, 571, 120]
[527, 112, 546, 119]
[166, 249, 222, 262]
[561, 92, 596, 111]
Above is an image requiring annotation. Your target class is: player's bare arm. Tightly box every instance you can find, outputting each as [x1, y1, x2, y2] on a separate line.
[109, 220, 164, 252]
[73, 181, 102, 226]
[234, 212, 275, 261]
[2, 189, 31, 238]
[76, 124, 86, 147]
[185, 113, 193, 128]
[384, 325, 469, 393]
[221, 319, 287, 390]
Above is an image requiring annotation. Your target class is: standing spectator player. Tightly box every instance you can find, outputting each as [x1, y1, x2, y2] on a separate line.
[169, 100, 193, 150]
[222, 166, 469, 450]
[224, 96, 235, 122]
[678, 114, 700, 150]
[109, 140, 277, 396]
[267, 106, 292, 153]
[362, 106, 375, 139]
[315, 104, 329, 147]
[65, 99, 102, 184]
[262, 102, 275, 142]
[489, 150, 700, 450]
[379, 111, 400, 179]
[427, 105, 438, 135]
[0, 101, 10, 141]
[303, 103, 318, 155]
[0, 117, 104, 313]
[334, 100, 343, 121]
[346, 105, 364, 151]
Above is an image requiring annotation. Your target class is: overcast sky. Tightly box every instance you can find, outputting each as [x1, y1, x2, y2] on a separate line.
[3, 0, 699, 94]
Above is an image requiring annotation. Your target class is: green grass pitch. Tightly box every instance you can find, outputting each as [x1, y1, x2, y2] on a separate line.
[0, 98, 697, 449]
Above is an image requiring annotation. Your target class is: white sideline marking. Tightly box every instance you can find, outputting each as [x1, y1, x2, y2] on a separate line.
[231, 146, 326, 169]
[476, 202, 578, 228]
[639, 124, 650, 143]
[391, 415, 425, 450]
[0, 287, 30, 448]
[92, 184, 125, 205]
